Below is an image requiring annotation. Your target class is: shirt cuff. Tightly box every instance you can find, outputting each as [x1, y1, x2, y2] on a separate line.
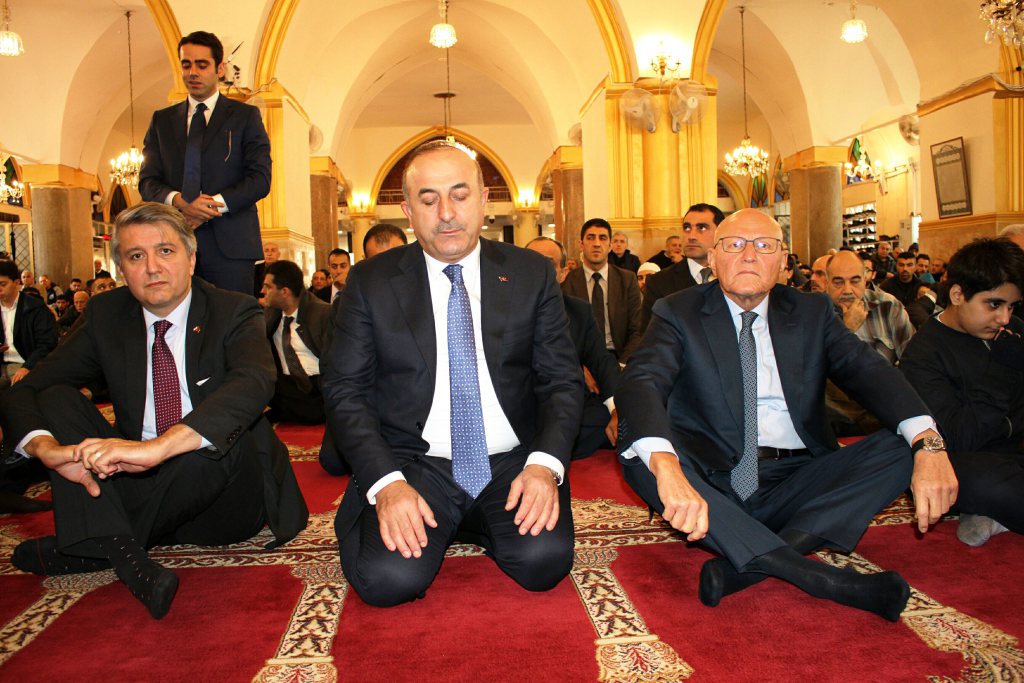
[165, 191, 179, 206]
[526, 452, 564, 485]
[366, 471, 406, 505]
[897, 415, 938, 447]
[621, 437, 678, 470]
[604, 397, 616, 414]
[15, 429, 53, 458]
[211, 193, 229, 214]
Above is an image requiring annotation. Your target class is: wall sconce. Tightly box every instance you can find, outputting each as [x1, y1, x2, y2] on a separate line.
[352, 193, 370, 213]
[517, 189, 535, 209]
[650, 42, 682, 81]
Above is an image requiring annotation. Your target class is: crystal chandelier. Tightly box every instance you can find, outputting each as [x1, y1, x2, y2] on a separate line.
[724, 7, 769, 178]
[980, 0, 1024, 48]
[429, 0, 457, 49]
[840, 1, 868, 44]
[845, 146, 883, 182]
[0, 0, 24, 57]
[0, 165, 22, 203]
[110, 11, 144, 188]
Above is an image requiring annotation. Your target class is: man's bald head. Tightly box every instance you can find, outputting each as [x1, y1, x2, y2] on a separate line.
[826, 250, 868, 306]
[809, 255, 830, 293]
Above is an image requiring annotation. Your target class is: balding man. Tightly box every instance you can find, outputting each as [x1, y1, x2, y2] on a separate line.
[617, 208, 958, 621]
[806, 254, 829, 293]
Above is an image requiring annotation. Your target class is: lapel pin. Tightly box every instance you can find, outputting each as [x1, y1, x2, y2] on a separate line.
[193, 325, 202, 333]
[498, 276, 509, 283]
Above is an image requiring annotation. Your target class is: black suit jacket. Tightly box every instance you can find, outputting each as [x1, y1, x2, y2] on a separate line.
[617, 283, 929, 475]
[563, 293, 619, 403]
[561, 264, 643, 361]
[641, 259, 699, 329]
[323, 239, 583, 505]
[139, 96, 271, 262]
[265, 290, 333, 374]
[0, 278, 307, 547]
[8, 292, 58, 369]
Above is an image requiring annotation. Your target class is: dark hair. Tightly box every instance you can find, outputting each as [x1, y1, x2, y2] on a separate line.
[580, 218, 612, 241]
[896, 252, 916, 263]
[70, 278, 82, 284]
[946, 237, 1024, 300]
[401, 139, 484, 202]
[265, 260, 304, 297]
[916, 253, 930, 261]
[525, 236, 567, 268]
[95, 270, 113, 279]
[178, 31, 224, 65]
[685, 203, 726, 226]
[363, 223, 408, 253]
[328, 248, 351, 262]
[0, 260, 19, 281]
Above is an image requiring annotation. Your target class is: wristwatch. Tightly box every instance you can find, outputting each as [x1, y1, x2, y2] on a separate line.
[911, 435, 946, 455]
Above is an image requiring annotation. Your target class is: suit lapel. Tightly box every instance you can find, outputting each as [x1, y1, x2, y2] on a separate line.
[392, 244, 436, 383]
[202, 97, 231, 151]
[700, 286, 745, 436]
[766, 288, 803, 421]
[479, 239, 511, 388]
[184, 280, 207, 394]
[171, 100, 189, 158]
[123, 301, 148, 439]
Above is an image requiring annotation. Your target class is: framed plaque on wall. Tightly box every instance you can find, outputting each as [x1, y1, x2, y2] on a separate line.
[930, 137, 972, 218]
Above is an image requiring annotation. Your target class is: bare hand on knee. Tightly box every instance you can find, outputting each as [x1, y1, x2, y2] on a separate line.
[376, 481, 437, 559]
[506, 464, 559, 536]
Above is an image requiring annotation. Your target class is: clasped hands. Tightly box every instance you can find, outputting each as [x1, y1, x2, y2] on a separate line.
[375, 464, 560, 560]
[173, 193, 223, 228]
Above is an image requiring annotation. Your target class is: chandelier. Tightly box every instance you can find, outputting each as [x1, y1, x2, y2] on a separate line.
[840, 1, 868, 44]
[980, 0, 1023, 48]
[435, 49, 477, 159]
[0, 165, 22, 203]
[845, 148, 883, 182]
[110, 11, 144, 187]
[650, 43, 681, 82]
[0, 0, 23, 57]
[429, 0, 457, 49]
[724, 7, 769, 177]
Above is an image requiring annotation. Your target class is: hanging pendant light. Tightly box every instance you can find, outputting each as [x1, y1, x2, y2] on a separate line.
[110, 11, 144, 188]
[724, 6, 770, 178]
[429, 0, 457, 49]
[841, 0, 868, 44]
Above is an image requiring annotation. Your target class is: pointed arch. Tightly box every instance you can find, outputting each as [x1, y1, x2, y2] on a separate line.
[586, 0, 634, 83]
[254, 0, 301, 88]
[143, 0, 185, 96]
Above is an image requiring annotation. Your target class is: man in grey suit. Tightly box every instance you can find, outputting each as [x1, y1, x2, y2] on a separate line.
[561, 218, 643, 362]
[139, 31, 271, 294]
[324, 141, 582, 607]
[617, 209, 958, 621]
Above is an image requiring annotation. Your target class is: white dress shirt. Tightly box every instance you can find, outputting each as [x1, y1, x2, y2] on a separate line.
[686, 257, 708, 284]
[580, 261, 613, 350]
[623, 292, 935, 469]
[1, 299, 24, 364]
[366, 241, 564, 503]
[164, 90, 229, 214]
[17, 291, 211, 455]
[272, 305, 320, 376]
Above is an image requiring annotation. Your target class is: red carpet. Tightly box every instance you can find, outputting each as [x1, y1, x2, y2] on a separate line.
[1, 424, 1022, 682]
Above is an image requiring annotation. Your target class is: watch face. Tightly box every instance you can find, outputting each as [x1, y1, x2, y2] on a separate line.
[922, 436, 946, 451]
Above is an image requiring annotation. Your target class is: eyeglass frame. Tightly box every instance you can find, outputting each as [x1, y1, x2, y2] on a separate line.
[714, 236, 784, 254]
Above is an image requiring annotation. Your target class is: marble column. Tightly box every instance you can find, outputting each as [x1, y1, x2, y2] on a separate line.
[310, 174, 338, 269]
[551, 167, 584, 257]
[789, 165, 842, 262]
[349, 213, 375, 263]
[514, 208, 540, 247]
[30, 185, 94, 285]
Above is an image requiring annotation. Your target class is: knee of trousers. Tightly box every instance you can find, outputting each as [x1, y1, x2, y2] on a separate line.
[341, 550, 439, 608]
[493, 531, 575, 592]
[38, 384, 91, 408]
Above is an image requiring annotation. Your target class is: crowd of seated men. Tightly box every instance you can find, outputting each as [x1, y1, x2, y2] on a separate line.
[0, 145, 1020, 627]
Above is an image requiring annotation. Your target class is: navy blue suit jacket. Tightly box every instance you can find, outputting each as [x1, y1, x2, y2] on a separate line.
[139, 96, 271, 262]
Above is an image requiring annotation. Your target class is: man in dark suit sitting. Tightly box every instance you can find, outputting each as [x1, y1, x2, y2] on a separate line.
[641, 203, 724, 328]
[262, 259, 343, 475]
[526, 236, 620, 459]
[1, 203, 307, 619]
[139, 31, 272, 294]
[561, 218, 643, 362]
[617, 208, 958, 621]
[324, 140, 582, 607]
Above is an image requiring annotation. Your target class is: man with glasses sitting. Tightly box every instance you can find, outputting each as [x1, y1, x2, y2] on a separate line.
[616, 208, 957, 622]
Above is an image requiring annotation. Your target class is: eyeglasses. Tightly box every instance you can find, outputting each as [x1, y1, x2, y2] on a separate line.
[716, 236, 783, 254]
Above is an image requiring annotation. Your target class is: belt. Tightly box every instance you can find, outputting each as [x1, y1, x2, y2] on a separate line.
[757, 446, 811, 461]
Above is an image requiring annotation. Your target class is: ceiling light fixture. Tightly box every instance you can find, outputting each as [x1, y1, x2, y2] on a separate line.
[724, 6, 770, 178]
[980, 0, 1023, 47]
[429, 0, 457, 49]
[0, 0, 24, 57]
[110, 11, 144, 188]
[840, 0, 868, 44]
[650, 42, 681, 82]
[434, 49, 476, 159]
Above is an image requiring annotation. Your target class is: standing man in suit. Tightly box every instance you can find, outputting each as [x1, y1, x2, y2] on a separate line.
[527, 236, 620, 459]
[324, 140, 582, 607]
[562, 218, 643, 362]
[1, 203, 307, 619]
[139, 31, 272, 295]
[327, 248, 351, 303]
[616, 208, 958, 621]
[642, 203, 724, 328]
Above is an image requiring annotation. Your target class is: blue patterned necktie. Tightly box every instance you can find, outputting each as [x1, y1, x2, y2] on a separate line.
[181, 102, 207, 202]
[731, 310, 759, 500]
[443, 264, 491, 498]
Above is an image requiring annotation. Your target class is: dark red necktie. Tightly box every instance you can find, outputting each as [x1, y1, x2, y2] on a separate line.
[152, 320, 181, 435]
